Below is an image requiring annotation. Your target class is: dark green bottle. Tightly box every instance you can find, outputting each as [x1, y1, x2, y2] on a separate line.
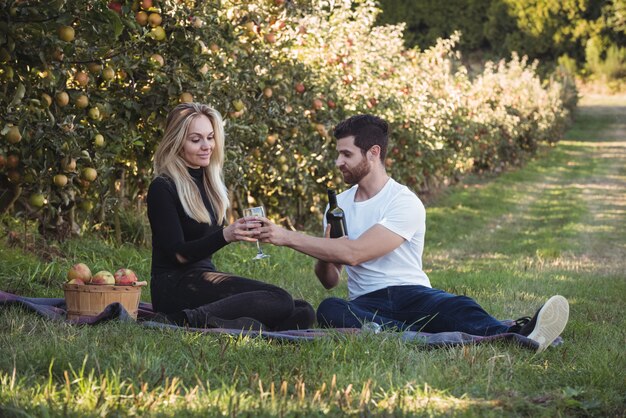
[326, 189, 347, 238]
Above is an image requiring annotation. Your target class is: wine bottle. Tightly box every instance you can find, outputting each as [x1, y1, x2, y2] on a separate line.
[326, 189, 347, 238]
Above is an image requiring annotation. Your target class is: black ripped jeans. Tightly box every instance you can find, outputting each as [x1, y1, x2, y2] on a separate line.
[150, 269, 315, 330]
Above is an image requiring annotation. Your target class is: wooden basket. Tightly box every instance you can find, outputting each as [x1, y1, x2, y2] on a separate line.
[64, 284, 142, 320]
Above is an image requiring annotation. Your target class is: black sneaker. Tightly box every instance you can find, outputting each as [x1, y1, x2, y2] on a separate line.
[515, 295, 569, 353]
[508, 316, 532, 334]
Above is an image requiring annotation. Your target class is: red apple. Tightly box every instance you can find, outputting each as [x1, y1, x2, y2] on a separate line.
[6, 154, 19, 168]
[74, 71, 89, 87]
[312, 98, 324, 110]
[150, 53, 164, 67]
[108, 2, 122, 14]
[264, 32, 276, 44]
[67, 263, 92, 283]
[67, 278, 85, 285]
[114, 268, 138, 285]
[135, 11, 149, 25]
[91, 270, 115, 285]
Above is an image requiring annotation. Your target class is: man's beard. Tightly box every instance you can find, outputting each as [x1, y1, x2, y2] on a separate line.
[341, 155, 369, 185]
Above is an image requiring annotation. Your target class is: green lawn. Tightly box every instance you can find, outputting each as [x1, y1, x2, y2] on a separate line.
[1, 94, 625, 416]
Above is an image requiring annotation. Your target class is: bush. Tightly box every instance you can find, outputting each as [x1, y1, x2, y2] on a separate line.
[586, 39, 626, 81]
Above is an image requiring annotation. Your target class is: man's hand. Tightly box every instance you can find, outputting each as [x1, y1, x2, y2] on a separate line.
[256, 216, 291, 246]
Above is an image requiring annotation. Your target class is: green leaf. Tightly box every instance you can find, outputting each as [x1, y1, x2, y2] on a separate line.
[103, 9, 124, 39]
[8, 83, 26, 109]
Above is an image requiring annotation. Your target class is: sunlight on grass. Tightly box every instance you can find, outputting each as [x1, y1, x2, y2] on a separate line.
[0, 363, 563, 416]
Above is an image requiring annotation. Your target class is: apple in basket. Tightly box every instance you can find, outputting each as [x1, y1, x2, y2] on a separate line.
[114, 268, 138, 285]
[67, 263, 92, 283]
[91, 270, 115, 285]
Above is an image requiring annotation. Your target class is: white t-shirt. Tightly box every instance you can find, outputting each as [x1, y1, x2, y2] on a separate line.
[324, 178, 431, 300]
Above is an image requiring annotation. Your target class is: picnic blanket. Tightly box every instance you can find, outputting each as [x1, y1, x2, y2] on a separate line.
[0, 290, 556, 350]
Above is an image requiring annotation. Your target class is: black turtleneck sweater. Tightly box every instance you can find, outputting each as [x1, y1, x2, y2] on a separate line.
[147, 167, 228, 274]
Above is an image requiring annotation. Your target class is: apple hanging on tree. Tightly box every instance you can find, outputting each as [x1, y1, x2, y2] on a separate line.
[148, 13, 162, 27]
[41, 93, 53, 107]
[5, 126, 21, 144]
[58, 26, 75, 42]
[74, 71, 89, 87]
[108, 2, 123, 14]
[312, 98, 324, 110]
[55, 91, 69, 107]
[53, 174, 68, 187]
[75, 94, 89, 109]
[135, 11, 149, 25]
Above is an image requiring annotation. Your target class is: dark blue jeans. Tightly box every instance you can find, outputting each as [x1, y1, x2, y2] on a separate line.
[316, 285, 510, 336]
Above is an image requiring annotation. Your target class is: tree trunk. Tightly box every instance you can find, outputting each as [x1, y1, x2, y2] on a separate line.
[0, 185, 22, 215]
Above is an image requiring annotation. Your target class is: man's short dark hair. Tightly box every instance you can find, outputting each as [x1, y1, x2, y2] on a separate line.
[333, 114, 389, 161]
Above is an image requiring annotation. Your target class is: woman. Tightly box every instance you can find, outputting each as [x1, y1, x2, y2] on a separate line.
[147, 102, 315, 330]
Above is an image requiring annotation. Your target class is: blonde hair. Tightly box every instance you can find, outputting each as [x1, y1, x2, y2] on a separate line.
[153, 103, 228, 225]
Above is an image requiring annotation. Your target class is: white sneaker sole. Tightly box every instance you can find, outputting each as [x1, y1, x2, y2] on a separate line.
[527, 295, 570, 353]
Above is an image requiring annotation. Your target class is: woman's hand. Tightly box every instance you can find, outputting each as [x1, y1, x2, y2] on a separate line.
[223, 217, 260, 243]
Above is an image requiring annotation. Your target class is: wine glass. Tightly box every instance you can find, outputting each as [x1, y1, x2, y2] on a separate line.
[243, 206, 270, 260]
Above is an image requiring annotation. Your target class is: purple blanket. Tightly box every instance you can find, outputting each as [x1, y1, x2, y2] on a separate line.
[0, 290, 549, 349]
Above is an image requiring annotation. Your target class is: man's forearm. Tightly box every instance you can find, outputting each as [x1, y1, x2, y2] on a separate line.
[314, 259, 341, 289]
[281, 229, 358, 265]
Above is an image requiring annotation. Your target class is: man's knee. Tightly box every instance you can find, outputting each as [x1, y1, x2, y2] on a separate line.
[316, 297, 349, 327]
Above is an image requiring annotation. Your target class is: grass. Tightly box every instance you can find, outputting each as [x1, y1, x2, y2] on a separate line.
[1, 95, 625, 416]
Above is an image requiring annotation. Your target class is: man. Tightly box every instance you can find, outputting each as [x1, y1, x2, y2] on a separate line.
[256, 114, 569, 352]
